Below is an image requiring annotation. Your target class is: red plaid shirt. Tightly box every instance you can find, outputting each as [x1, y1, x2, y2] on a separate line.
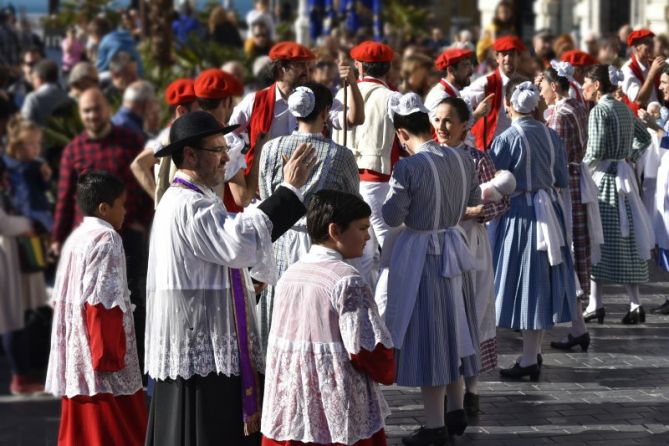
[545, 98, 588, 164]
[52, 125, 153, 244]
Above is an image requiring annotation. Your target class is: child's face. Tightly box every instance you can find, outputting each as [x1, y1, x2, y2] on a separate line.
[333, 217, 370, 259]
[97, 191, 127, 231]
[17, 129, 42, 161]
[648, 104, 661, 120]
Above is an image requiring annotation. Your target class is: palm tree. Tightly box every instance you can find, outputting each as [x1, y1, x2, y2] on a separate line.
[148, 0, 174, 69]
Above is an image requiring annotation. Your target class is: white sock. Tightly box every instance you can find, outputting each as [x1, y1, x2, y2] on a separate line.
[464, 376, 478, 395]
[569, 300, 588, 337]
[586, 280, 603, 312]
[421, 386, 446, 428]
[520, 330, 541, 367]
[625, 284, 641, 309]
[446, 377, 465, 412]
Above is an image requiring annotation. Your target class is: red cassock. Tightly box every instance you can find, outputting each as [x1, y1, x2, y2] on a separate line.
[57, 304, 147, 446]
[262, 344, 396, 446]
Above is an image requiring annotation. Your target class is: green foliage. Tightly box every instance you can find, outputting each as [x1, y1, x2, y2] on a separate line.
[43, 103, 83, 149]
[381, 0, 431, 42]
[41, 0, 121, 29]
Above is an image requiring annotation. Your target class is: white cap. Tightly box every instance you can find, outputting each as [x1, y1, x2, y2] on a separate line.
[510, 81, 540, 114]
[550, 60, 575, 79]
[288, 86, 316, 118]
[388, 92, 429, 121]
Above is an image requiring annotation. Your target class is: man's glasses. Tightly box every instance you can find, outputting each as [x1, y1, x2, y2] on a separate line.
[194, 145, 229, 154]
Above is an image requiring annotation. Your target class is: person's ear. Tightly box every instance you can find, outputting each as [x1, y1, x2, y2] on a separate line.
[96, 201, 110, 218]
[396, 128, 410, 143]
[327, 222, 341, 243]
[175, 104, 187, 117]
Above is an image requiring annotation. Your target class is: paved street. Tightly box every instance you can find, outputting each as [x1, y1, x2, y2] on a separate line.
[2, 264, 669, 446]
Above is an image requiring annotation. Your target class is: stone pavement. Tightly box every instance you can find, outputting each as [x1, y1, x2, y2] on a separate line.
[1, 265, 669, 446]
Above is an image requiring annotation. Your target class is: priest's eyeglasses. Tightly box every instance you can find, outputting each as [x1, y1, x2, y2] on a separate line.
[195, 145, 229, 154]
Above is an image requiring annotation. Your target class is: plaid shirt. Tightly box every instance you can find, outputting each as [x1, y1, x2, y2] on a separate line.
[545, 97, 588, 164]
[460, 144, 509, 222]
[52, 125, 153, 244]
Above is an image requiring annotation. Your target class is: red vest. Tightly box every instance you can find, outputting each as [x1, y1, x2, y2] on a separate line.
[470, 70, 503, 151]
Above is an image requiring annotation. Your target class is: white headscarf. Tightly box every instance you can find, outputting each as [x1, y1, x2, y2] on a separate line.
[288, 86, 316, 118]
[387, 92, 429, 121]
[510, 81, 540, 114]
[608, 65, 624, 87]
[550, 60, 575, 81]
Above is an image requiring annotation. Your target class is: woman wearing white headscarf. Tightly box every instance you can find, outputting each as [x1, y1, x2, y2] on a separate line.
[489, 79, 577, 381]
[382, 92, 481, 445]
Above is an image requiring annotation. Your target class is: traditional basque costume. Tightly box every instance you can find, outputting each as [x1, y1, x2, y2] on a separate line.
[45, 217, 147, 446]
[257, 131, 359, 352]
[261, 245, 395, 446]
[489, 117, 577, 330]
[382, 141, 481, 386]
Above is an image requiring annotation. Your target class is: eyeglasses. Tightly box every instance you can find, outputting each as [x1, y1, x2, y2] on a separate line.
[194, 145, 229, 154]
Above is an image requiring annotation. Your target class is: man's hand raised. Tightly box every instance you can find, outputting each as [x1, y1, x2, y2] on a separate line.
[282, 143, 317, 189]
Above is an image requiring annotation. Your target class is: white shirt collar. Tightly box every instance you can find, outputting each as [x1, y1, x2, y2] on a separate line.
[305, 244, 344, 261]
[274, 83, 289, 104]
[82, 216, 114, 230]
[500, 69, 511, 85]
[636, 57, 648, 72]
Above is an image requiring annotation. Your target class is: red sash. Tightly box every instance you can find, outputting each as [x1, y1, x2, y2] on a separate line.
[439, 79, 458, 98]
[357, 77, 400, 182]
[470, 69, 502, 151]
[621, 93, 641, 115]
[629, 55, 660, 101]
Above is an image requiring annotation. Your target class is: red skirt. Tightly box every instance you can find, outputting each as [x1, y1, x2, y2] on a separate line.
[58, 390, 147, 446]
[262, 428, 387, 446]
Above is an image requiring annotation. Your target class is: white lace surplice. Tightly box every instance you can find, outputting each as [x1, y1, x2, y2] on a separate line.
[145, 173, 276, 380]
[45, 217, 143, 398]
[261, 246, 394, 445]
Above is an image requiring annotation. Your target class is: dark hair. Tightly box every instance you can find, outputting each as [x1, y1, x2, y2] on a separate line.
[76, 170, 125, 216]
[662, 64, 669, 77]
[361, 61, 391, 78]
[504, 76, 531, 104]
[32, 59, 59, 84]
[307, 190, 371, 244]
[543, 67, 570, 93]
[438, 96, 471, 123]
[109, 51, 135, 74]
[297, 82, 333, 122]
[584, 64, 616, 94]
[392, 111, 433, 136]
[197, 98, 223, 111]
[88, 17, 112, 38]
[21, 45, 43, 60]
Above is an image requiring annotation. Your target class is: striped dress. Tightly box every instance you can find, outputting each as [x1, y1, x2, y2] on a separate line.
[382, 141, 481, 387]
[490, 116, 577, 330]
[584, 95, 651, 283]
[545, 97, 591, 296]
[257, 131, 360, 353]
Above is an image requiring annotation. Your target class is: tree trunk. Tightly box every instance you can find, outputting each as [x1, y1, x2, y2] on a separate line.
[149, 0, 174, 68]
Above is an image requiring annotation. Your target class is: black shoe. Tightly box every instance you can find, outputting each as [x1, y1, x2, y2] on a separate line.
[402, 426, 447, 446]
[550, 332, 590, 352]
[650, 299, 669, 314]
[621, 306, 645, 324]
[583, 307, 606, 324]
[445, 409, 467, 436]
[463, 392, 479, 416]
[500, 363, 540, 381]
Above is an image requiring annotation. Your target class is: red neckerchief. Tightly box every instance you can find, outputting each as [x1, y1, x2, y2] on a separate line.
[439, 79, 459, 98]
[621, 92, 641, 115]
[246, 82, 276, 177]
[629, 55, 660, 96]
[471, 69, 502, 151]
[569, 81, 585, 105]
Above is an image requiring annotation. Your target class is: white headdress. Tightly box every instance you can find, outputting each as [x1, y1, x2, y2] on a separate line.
[387, 92, 429, 121]
[288, 86, 316, 118]
[550, 60, 575, 80]
[608, 65, 624, 87]
[510, 81, 540, 114]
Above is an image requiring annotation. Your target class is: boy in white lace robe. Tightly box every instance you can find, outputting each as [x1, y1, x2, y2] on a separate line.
[45, 171, 146, 446]
[261, 190, 395, 446]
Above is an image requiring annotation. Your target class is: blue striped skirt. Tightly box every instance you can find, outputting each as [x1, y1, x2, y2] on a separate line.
[396, 254, 481, 387]
[493, 195, 577, 330]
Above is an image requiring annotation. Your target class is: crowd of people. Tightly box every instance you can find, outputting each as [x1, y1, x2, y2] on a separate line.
[1, 0, 669, 445]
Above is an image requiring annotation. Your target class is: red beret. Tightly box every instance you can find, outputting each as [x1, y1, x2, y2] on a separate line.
[560, 49, 596, 67]
[350, 41, 394, 63]
[268, 42, 316, 61]
[194, 69, 244, 100]
[493, 36, 527, 53]
[434, 48, 473, 70]
[164, 78, 196, 106]
[627, 29, 655, 47]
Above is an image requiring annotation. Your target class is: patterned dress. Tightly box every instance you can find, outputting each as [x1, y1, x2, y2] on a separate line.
[257, 131, 360, 353]
[383, 141, 481, 386]
[545, 97, 591, 296]
[490, 116, 577, 330]
[584, 95, 651, 283]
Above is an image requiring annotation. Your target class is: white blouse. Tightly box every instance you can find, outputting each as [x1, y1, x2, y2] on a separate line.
[45, 217, 143, 397]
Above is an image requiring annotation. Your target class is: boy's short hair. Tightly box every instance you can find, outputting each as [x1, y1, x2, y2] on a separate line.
[76, 170, 125, 216]
[307, 190, 371, 244]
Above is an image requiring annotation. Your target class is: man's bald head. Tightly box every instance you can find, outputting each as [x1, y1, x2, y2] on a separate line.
[79, 88, 111, 138]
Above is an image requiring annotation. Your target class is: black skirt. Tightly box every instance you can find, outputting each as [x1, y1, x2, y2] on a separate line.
[145, 372, 262, 446]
